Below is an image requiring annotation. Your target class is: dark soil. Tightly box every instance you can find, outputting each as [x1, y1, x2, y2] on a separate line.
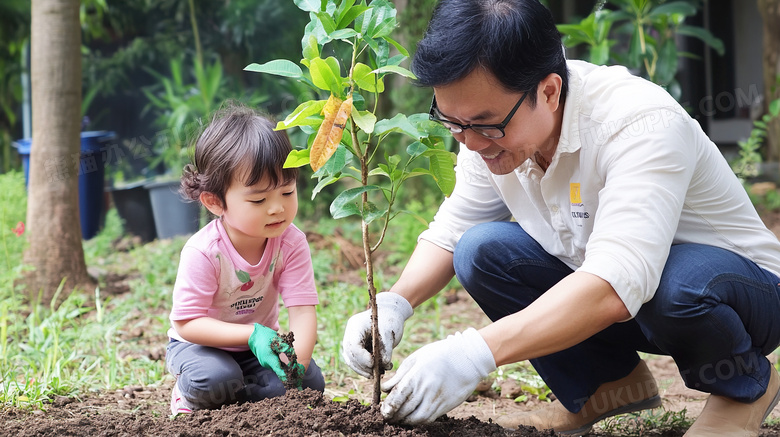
[273, 331, 304, 390]
[0, 388, 552, 437]
[2, 385, 780, 436]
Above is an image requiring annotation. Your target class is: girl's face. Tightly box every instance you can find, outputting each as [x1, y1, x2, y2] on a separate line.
[215, 172, 298, 257]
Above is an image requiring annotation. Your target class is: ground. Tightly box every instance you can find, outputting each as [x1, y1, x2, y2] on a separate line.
[4, 211, 780, 436]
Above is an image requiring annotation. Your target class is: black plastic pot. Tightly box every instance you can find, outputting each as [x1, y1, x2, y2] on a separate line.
[109, 180, 157, 243]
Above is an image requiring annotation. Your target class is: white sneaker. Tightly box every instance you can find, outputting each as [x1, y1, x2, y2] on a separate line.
[170, 382, 195, 416]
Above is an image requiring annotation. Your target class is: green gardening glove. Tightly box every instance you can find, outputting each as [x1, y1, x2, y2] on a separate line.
[248, 323, 291, 381]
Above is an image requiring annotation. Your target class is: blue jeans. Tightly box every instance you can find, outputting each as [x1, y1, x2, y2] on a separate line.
[453, 221, 780, 413]
[166, 339, 325, 409]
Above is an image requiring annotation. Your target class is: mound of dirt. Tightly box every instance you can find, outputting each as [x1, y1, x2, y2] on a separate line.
[0, 388, 554, 436]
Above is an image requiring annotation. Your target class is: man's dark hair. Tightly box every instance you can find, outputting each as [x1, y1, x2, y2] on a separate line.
[412, 0, 568, 107]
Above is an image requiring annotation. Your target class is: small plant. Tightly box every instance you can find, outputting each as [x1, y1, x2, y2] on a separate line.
[599, 406, 691, 436]
[141, 56, 268, 178]
[557, 0, 724, 99]
[492, 362, 552, 403]
[140, 0, 268, 179]
[732, 94, 780, 181]
[245, 0, 455, 403]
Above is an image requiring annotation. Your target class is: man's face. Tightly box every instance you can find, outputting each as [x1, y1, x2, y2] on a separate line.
[432, 68, 562, 175]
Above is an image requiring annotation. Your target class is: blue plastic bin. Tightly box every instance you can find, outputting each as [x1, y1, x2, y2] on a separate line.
[14, 131, 117, 240]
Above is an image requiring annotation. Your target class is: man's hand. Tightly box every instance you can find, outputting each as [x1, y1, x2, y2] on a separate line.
[248, 323, 290, 381]
[380, 328, 496, 424]
[341, 292, 414, 378]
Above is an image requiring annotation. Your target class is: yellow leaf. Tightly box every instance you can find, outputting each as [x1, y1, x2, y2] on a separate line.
[310, 94, 353, 171]
[309, 94, 342, 172]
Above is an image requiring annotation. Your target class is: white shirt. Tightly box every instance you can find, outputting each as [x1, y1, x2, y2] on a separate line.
[419, 60, 780, 316]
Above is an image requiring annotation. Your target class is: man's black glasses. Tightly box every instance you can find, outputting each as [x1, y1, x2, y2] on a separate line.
[428, 91, 528, 139]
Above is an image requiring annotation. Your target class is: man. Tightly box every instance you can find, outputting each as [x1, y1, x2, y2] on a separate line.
[341, 0, 780, 435]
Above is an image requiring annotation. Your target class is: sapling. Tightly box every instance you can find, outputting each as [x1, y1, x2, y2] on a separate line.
[245, 0, 455, 404]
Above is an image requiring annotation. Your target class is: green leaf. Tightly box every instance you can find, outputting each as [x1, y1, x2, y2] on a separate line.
[294, 0, 322, 13]
[372, 16, 397, 39]
[608, 10, 633, 23]
[383, 36, 409, 58]
[363, 202, 388, 224]
[303, 12, 330, 46]
[353, 63, 385, 93]
[425, 149, 457, 196]
[628, 25, 644, 69]
[408, 113, 452, 138]
[318, 145, 353, 175]
[589, 41, 610, 65]
[770, 99, 780, 118]
[352, 109, 377, 134]
[406, 141, 428, 159]
[373, 65, 416, 80]
[593, 10, 615, 42]
[315, 11, 337, 34]
[363, 0, 396, 38]
[356, 7, 374, 36]
[310, 57, 343, 93]
[654, 38, 678, 85]
[368, 166, 390, 178]
[375, 113, 421, 139]
[279, 100, 327, 129]
[284, 149, 311, 168]
[311, 175, 341, 199]
[557, 24, 593, 47]
[244, 60, 303, 79]
[334, 0, 355, 23]
[337, 5, 369, 29]
[302, 35, 320, 61]
[676, 24, 725, 55]
[363, 34, 379, 55]
[649, 1, 696, 18]
[329, 29, 359, 40]
[330, 185, 382, 219]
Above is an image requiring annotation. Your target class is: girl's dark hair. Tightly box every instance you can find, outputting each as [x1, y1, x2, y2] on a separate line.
[180, 102, 298, 206]
[411, 0, 568, 107]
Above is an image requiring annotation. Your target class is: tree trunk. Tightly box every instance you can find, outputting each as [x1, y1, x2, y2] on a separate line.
[24, 0, 94, 304]
[759, 0, 780, 162]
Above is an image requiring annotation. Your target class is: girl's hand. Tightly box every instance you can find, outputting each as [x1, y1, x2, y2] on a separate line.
[247, 323, 290, 381]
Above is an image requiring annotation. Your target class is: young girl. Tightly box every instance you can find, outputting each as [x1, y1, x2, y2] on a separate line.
[166, 103, 325, 415]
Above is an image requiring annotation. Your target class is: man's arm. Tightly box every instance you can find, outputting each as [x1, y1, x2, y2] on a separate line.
[480, 270, 631, 366]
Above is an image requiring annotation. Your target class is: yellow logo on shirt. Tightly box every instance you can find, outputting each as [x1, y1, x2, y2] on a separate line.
[570, 183, 581, 204]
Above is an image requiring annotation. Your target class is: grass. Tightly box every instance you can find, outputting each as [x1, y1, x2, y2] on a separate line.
[0, 172, 483, 409]
[599, 407, 692, 436]
[0, 207, 182, 407]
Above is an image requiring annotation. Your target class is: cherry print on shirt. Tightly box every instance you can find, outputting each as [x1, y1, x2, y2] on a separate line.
[236, 269, 254, 291]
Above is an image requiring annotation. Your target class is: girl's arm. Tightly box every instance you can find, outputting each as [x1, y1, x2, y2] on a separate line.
[173, 317, 254, 348]
[287, 305, 317, 370]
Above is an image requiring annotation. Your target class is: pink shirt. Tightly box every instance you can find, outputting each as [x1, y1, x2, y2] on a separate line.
[167, 219, 318, 351]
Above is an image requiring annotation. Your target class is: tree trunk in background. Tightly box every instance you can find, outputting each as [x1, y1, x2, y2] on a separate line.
[24, 0, 94, 304]
[759, 0, 780, 162]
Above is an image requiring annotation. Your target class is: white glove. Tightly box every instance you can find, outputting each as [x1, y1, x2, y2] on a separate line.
[380, 327, 496, 424]
[341, 292, 414, 378]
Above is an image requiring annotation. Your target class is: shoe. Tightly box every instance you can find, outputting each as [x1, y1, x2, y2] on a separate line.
[684, 366, 780, 436]
[170, 382, 195, 416]
[495, 360, 661, 436]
